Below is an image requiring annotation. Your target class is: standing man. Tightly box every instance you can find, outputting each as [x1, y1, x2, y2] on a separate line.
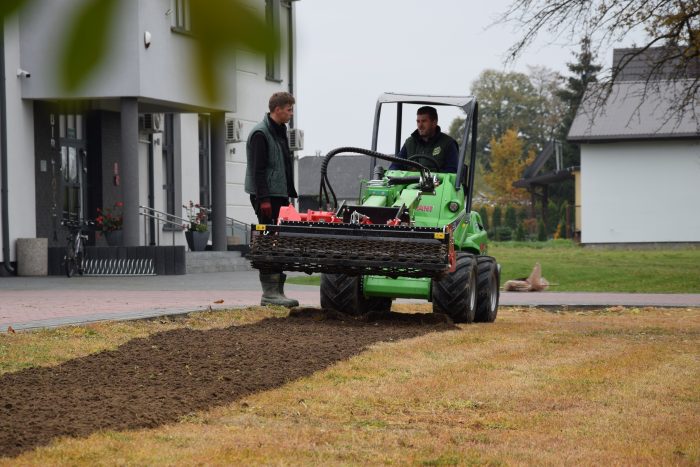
[389, 106, 459, 172]
[244, 92, 299, 307]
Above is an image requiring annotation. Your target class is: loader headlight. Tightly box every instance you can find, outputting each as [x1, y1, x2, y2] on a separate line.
[448, 201, 460, 213]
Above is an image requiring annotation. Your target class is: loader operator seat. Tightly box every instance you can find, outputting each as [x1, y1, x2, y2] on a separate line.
[407, 154, 441, 171]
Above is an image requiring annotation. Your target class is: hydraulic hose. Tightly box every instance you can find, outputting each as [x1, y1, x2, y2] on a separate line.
[318, 147, 431, 210]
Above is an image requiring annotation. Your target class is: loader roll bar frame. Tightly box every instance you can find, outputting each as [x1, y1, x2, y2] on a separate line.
[369, 93, 479, 215]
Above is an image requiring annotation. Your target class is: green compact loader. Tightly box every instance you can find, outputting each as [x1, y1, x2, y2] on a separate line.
[249, 93, 500, 323]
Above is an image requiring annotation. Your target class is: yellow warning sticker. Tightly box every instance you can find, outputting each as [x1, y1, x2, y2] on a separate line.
[434, 232, 445, 239]
[255, 225, 266, 231]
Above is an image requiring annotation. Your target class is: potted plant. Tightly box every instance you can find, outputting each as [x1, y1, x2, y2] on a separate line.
[96, 201, 123, 246]
[183, 201, 209, 251]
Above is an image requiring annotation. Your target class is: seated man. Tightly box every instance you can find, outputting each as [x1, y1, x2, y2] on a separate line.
[389, 106, 459, 172]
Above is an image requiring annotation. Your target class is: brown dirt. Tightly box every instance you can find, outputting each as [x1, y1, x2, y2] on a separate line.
[0, 309, 454, 458]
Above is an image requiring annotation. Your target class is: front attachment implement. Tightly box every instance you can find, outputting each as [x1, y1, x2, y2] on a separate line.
[249, 209, 455, 279]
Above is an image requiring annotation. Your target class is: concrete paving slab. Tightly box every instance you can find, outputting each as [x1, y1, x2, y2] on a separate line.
[1, 270, 699, 332]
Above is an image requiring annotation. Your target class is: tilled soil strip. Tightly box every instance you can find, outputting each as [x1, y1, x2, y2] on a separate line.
[0, 311, 454, 458]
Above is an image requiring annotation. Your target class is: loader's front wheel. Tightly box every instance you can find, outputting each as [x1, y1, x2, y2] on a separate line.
[474, 256, 500, 323]
[320, 273, 365, 316]
[432, 252, 477, 323]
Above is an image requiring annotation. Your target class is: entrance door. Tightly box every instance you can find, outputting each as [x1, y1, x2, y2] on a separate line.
[58, 113, 87, 220]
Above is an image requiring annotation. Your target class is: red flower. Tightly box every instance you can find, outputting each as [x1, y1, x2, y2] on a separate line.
[183, 200, 208, 233]
[96, 201, 123, 232]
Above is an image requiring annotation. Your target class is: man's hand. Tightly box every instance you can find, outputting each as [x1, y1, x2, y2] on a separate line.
[259, 200, 272, 218]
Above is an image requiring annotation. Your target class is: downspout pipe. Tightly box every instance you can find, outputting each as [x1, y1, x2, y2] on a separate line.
[0, 20, 15, 275]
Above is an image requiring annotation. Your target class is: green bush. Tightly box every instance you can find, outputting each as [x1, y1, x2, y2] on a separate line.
[514, 222, 526, 241]
[492, 206, 502, 230]
[505, 205, 517, 230]
[494, 226, 513, 242]
[557, 216, 568, 239]
[478, 206, 489, 231]
[517, 205, 528, 224]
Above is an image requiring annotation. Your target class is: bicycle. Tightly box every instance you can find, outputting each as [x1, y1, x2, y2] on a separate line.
[61, 218, 93, 277]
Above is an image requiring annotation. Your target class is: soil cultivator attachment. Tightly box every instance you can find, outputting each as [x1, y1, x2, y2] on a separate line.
[249, 204, 455, 279]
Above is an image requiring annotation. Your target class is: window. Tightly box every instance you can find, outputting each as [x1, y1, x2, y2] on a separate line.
[172, 0, 191, 32]
[265, 0, 281, 81]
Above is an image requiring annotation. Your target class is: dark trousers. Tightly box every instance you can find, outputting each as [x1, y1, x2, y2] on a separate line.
[251, 195, 290, 275]
[250, 195, 290, 224]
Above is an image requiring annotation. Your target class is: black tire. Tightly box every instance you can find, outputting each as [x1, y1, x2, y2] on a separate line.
[64, 256, 75, 278]
[474, 256, 500, 323]
[76, 252, 84, 276]
[432, 252, 477, 323]
[320, 273, 365, 316]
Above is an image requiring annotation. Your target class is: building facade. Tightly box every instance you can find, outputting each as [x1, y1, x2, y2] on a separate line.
[0, 0, 299, 272]
[568, 47, 700, 245]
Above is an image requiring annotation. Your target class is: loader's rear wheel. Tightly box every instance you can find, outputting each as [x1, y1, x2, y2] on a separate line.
[320, 274, 365, 316]
[474, 256, 500, 323]
[431, 252, 477, 323]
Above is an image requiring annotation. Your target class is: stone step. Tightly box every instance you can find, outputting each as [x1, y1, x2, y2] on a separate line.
[185, 250, 252, 274]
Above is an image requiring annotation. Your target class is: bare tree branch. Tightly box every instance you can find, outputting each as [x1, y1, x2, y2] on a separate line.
[498, 0, 700, 124]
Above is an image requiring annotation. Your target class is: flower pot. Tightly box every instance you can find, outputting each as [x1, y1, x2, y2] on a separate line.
[185, 230, 209, 251]
[104, 230, 123, 246]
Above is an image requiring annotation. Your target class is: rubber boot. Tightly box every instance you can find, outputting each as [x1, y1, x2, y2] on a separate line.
[278, 273, 299, 308]
[260, 272, 298, 307]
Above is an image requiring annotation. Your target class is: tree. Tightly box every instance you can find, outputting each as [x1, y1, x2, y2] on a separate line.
[1, 0, 277, 99]
[505, 205, 518, 230]
[484, 129, 534, 203]
[499, 0, 700, 119]
[554, 37, 603, 169]
[539, 39, 602, 206]
[492, 206, 503, 230]
[449, 68, 564, 170]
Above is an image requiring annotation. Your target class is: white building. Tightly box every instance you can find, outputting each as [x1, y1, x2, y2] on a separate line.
[568, 48, 700, 245]
[0, 0, 299, 274]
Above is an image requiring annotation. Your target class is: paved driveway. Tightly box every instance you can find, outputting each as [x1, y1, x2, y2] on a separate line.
[1, 271, 699, 331]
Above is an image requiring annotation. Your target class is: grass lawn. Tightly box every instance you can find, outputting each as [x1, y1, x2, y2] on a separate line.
[287, 240, 700, 293]
[1, 306, 699, 465]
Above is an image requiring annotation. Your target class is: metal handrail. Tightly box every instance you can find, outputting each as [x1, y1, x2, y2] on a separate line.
[226, 216, 250, 245]
[139, 205, 188, 246]
[140, 205, 189, 225]
[139, 205, 250, 247]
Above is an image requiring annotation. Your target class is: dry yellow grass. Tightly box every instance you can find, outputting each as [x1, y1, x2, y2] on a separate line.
[2, 305, 699, 466]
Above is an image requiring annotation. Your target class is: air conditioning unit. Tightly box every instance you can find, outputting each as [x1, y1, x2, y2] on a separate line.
[140, 113, 163, 133]
[225, 118, 243, 143]
[288, 128, 304, 151]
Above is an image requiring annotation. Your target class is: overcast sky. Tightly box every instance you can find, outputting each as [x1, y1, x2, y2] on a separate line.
[294, 0, 642, 156]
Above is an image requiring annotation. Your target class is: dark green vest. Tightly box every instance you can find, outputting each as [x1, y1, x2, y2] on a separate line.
[244, 115, 289, 197]
[404, 129, 455, 169]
